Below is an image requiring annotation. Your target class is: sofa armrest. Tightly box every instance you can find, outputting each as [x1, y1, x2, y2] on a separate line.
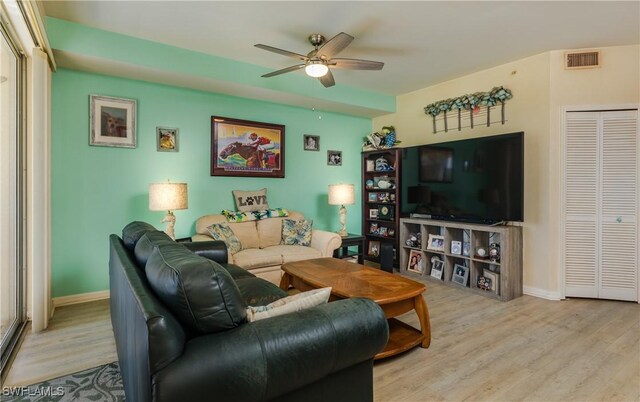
[152, 298, 388, 402]
[182, 240, 228, 264]
[191, 233, 213, 242]
[310, 229, 342, 257]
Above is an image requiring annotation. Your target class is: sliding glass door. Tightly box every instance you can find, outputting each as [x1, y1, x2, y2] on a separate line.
[0, 23, 25, 371]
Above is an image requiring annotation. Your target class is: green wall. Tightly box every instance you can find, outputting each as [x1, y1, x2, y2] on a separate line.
[51, 68, 370, 297]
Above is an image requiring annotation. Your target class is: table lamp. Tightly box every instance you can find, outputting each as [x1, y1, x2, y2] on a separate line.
[149, 182, 188, 240]
[328, 184, 355, 237]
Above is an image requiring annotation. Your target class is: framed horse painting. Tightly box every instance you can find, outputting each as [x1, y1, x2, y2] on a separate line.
[211, 116, 285, 178]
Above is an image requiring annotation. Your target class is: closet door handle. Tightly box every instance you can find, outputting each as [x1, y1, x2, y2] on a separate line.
[616, 216, 622, 223]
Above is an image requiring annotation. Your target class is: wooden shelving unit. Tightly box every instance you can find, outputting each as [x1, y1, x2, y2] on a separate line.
[399, 218, 523, 301]
[362, 148, 401, 267]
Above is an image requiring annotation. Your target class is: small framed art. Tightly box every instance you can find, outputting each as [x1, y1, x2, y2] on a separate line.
[368, 193, 378, 202]
[407, 250, 424, 274]
[426, 234, 445, 252]
[369, 209, 379, 219]
[157, 127, 179, 152]
[451, 264, 469, 286]
[328, 150, 342, 166]
[89, 95, 137, 148]
[303, 135, 319, 151]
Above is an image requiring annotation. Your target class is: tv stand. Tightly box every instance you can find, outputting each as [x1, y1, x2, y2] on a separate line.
[399, 218, 522, 301]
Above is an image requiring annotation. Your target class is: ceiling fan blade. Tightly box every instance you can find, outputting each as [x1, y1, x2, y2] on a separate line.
[330, 58, 384, 70]
[255, 44, 308, 61]
[317, 32, 354, 59]
[261, 64, 305, 78]
[318, 69, 335, 88]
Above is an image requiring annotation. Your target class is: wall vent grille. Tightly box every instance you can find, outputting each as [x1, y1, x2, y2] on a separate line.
[565, 51, 600, 69]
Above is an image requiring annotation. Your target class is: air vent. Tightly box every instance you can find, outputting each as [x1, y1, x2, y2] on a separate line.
[565, 51, 600, 69]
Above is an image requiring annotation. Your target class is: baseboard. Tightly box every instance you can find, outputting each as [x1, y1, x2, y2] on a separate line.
[523, 286, 562, 301]
[52, 290, 110, 308]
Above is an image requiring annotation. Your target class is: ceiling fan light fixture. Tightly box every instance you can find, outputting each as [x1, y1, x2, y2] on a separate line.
[305, 62, 329, 78]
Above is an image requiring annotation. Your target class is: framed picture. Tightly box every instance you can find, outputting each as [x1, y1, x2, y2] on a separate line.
[327, 150, 342, 166]
[451, 240, 462, 255]
[156, 127, 179, 152]
[462, 242, 471, 257]
[430, 257, 444, 280]
[426, 234, 445, 252]
[369, 209, 379, 219]
[303, 135, 319, 151]
[388, 229, 395, 237]
[368, 241, 380, 257]
[369, 223, 379, 234]
[368, 193, 378, 202]
[211, 116, 285, 178]
[451, 264, 469, 286]
[366, 159, 375, 172]
[379, 226, 388, 237]
[89, 95, 136, 148]
[477, 275, 492, 291]
[407, 250, 424, 274]
[483, 269, 500, 294]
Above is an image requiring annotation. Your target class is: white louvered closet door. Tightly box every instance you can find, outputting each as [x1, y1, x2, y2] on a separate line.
[564, 110, 639, 301]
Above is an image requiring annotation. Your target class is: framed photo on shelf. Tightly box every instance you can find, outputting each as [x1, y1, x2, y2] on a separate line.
[483, 269, 500, 294]
[366, 159, 375, 172]
[426, 234, 445, 252]
[369, 223, 379, 235]
[407, 250, 424, 274]
[462, 242, 471, 257]
[451, 240, 462, 255]
[477, 275, 492, 291]
[368, 241, 380, 257]
[430, 256, 444, 280]
[451, 264, 469, 286]
[388, 229, 395, 237]
[368, 193, 378, 202]
[369, 209, 379, 219]
[379, 226, 388, 237]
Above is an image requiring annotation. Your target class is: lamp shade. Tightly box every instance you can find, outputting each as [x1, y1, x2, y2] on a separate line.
[149, 183, 188, 211]
[328, 184, 355, 206]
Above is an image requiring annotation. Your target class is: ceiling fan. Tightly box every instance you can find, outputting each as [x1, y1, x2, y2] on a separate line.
[255, 32, 384, 88]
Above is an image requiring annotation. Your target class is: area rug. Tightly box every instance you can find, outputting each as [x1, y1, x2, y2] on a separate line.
[3, 362, 124, 402]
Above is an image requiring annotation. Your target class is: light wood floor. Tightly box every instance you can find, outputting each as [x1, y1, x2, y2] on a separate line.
[3, 299, 117, 387]
[3, 281, 639, 401]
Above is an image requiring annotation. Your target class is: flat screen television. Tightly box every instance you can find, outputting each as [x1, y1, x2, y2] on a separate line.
[401, 132, 524, 223]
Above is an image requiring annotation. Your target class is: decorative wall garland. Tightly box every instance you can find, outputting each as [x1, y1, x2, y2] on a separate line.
[424, 86, 513, 133]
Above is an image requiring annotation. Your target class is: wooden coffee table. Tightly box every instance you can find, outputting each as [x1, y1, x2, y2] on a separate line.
[280, 258, 431, 359]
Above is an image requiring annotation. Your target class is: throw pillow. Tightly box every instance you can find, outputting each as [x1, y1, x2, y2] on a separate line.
[222, 208, 289, 222]
[207, 223, 242, 254]
[145, 244, 247, 333]
[221, 210, 256, 223]
[233, 188, 269, 212]
[246, 287, 331, 322]
[281, 218, 313, 246]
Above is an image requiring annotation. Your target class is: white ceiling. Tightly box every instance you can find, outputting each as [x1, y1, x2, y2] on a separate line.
[43, 1, 639, 96]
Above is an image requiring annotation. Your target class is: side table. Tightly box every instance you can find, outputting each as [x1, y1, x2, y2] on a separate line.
[333, 233, 365, 264]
